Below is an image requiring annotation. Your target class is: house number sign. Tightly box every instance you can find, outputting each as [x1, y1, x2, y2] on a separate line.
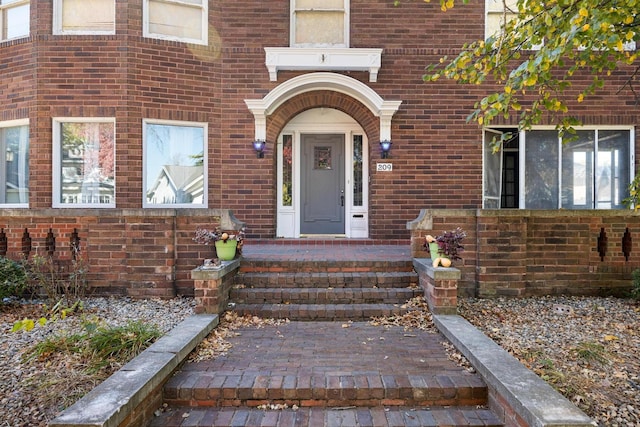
[376, 163, 393, 172]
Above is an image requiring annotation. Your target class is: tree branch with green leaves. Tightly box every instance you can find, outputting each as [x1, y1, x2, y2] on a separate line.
[398, 0, 639, 151]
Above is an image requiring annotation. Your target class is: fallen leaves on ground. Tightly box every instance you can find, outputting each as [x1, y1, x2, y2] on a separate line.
[188, 311, 289, 362]
[459, 296, 640, 427]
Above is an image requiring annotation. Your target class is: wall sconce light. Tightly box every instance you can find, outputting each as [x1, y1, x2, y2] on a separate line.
[252, 139, 266, 158]
[5, 148, 14, 163]
[380, 140, 392, 159]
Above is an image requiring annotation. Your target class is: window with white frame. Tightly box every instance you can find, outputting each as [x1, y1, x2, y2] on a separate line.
[143, 120, 206, 207]
[484, 127, 633, 209]
[291, 0, 349, 47]
[0, 119, 29, 206]
[143, 0, 207, 45]
[53, 0, 115, 35]
[485, 0, 517, 41]
[53, 118, 115, 208]
[1, 0, 29, 41]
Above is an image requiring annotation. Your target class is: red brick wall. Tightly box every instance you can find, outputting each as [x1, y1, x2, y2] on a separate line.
[1, 0, 640, 244]
[0, 209, 240, 297]
[409, 209, 639, 297]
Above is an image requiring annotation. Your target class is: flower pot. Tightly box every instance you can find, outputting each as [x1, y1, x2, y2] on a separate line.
[428, 242, 441, 261]
[215, 239, 237, 261]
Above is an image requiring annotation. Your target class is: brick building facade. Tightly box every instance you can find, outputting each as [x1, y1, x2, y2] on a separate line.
[1, 0, 638, 297]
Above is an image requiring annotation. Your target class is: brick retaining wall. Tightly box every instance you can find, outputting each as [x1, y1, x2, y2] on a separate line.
[0, 209, 244, 298]
[408, 209, 639, 298]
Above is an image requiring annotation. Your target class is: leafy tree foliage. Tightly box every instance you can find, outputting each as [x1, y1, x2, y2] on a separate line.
[398, 0, 639, 150]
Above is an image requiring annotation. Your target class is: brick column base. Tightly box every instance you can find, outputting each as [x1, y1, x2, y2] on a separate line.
[413, 258, 460, 315]
[191, 259, 241, 314]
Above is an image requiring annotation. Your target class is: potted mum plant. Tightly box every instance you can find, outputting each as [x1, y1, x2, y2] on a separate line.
[194, 226, 245, 261]
[424, 227, 466, 268]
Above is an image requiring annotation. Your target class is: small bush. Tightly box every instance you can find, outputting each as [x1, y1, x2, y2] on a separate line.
[631, 269, 640, 300]
[25, 320, 161, 372]
[0, 256, 28, 302]
[90, 321, 161, 361]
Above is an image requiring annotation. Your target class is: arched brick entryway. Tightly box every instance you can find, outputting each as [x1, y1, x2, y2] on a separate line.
[266, 90, 379, 144]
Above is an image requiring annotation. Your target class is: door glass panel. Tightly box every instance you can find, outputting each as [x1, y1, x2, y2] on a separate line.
[282, 134, 292, 207]
[561, 131, 594, 209]
[314, 146, 332, 170]
[525, 130, 558, 208]
[483, 130, 503, 208]
[597, 130, 630, 209]
[353, 135, 363, 206]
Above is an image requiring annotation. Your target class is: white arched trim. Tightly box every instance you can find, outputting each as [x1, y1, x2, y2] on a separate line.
[244, 72, 402, 142]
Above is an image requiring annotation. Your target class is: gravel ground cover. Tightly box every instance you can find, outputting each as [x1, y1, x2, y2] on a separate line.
[459, 296, 640, 427]
[0, 297, 195, 427]
[1, 295, 638, 427]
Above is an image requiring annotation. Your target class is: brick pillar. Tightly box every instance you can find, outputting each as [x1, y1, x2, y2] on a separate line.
[413, 258, 460, 315]
[191, 259, 240, 314]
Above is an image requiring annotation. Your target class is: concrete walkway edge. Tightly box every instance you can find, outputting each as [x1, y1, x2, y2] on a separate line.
[434, 314, 597, 427]
[48, 314, 219, 427]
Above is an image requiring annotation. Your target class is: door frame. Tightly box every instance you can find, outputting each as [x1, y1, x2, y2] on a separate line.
[276, 108, 369, 238]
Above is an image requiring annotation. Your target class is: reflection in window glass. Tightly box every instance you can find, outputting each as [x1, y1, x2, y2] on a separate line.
[58, 121, 115, 206]
[1, 0, 29, 41]
[144, 122, 205, 206]
[597, 130, 629, 209]
[353, 135, 362, 206]
[524, 130, 558, 208]
[561, 131, 594, 209]
[282, 134, 292, 207]
[0, 123, 29, 204]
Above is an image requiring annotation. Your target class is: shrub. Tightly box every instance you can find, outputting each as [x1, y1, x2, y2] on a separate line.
[631, 269, 640, 300]
[0, 256, 28, 302]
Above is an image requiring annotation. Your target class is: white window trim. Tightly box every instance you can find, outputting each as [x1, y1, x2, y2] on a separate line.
[52, 0, 116, 35]
[142, 0, 208, 46]
[523, 126, 635, 209]
[52, 117, 116, 209]
[1, 0, 29, 42]
[290, 0, 350, 48]
[0, 118, 29, 208]
[142, 118, 208, 209]
[483, 125, 635, 209]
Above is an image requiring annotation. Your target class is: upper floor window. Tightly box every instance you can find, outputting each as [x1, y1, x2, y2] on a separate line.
[485, 0, 516, 41]
[143, 120, 206, 208]
[1, 0, 29, 41]
[0, 119, 29, 206]
[291, 0, 349, 47]
[53, 0, 115, 35]
[53, 118, 115, 208]
[483, 127, 633, 209]
[143, 0, 207, 45]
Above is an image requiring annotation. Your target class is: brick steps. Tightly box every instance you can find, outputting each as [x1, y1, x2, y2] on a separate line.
[232, 260, 419, 321]
[162, 371, 488, 409]
[151, 406, 503, 427]
[152, 254, 504, 427]
[231, 287, 421, 305]
[236, 271, 419, 288]
[230, 303, 417, 321]
[239, 259, 415, 273]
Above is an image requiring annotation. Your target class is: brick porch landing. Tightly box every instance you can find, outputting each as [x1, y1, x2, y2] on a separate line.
[240, 239, 411, 262]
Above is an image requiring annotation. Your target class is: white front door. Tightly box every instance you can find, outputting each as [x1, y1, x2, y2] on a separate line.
[276, 108, 368, 238]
